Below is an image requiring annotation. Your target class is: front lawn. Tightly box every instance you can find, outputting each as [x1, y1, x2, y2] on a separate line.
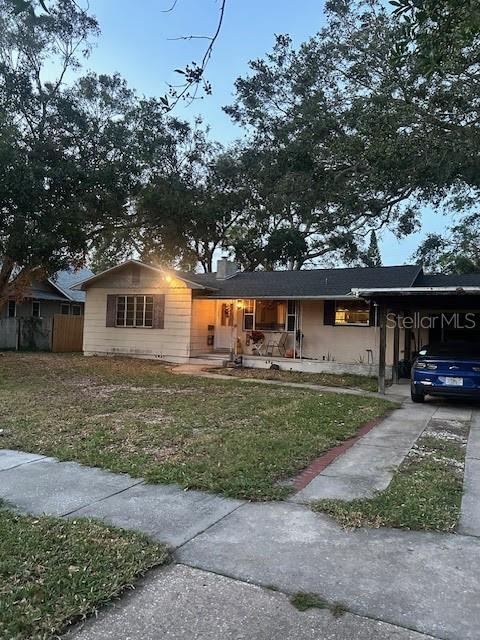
[313, 417, 469, 532]
[0, 353, 393, 500]
[209, 366, 378, 392]
[0, 503, 168, 640]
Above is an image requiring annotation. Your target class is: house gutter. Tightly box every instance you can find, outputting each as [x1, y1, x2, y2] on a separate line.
[352, 287, 480, 297]
[47, 278, 75, 301]
[193, 294, 356, 301]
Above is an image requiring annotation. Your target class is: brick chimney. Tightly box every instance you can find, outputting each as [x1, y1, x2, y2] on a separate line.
[216, 257, 238, 280]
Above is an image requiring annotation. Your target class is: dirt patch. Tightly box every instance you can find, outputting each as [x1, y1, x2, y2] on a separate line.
[87, 408, 172, 426]
[428, 418, 469, 440]
[407, 418, 468, 477]
[104, 440, 184, 462]
[72, 378, 197, 399]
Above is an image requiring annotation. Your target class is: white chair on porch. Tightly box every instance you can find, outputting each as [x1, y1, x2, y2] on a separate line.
[265, 332, 288, 357]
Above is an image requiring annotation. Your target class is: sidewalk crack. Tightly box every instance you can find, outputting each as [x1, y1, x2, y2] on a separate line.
[174, 501, 248, 551]
[60, 479, 145, 518]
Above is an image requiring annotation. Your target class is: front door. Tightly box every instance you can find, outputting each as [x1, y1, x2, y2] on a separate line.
[215, 301, 234, 351]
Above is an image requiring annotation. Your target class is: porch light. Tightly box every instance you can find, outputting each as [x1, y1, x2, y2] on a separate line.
[164, 274, 172, 284]
[236, 300, 243, 309]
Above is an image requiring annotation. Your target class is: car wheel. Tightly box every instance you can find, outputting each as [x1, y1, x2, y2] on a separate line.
[411, 389, 425, 403]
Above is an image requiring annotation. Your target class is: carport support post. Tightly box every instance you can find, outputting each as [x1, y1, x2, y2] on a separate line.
[378, 303, 387, 394]
[392, 313, 400, 385]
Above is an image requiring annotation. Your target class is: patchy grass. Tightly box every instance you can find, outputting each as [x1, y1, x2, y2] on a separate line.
[313, 418, 469, 532]
[290, 592, 346, 617]
[0, 502, 168, 640]
[0, 353, 393, 501]
[210, 366, 378, 392]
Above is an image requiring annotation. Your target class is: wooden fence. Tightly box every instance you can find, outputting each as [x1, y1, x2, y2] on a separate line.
[51, 314, 84, 353]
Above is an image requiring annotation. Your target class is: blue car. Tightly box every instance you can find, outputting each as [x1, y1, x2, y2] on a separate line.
[411, 342, 480, 403]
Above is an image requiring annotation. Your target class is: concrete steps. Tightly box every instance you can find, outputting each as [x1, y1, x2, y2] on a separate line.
[188, 353, 230, 367]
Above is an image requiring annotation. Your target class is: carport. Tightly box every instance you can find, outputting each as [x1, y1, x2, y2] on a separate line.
[353, 285, 480, 394]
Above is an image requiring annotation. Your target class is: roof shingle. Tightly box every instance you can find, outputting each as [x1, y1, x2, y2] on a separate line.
[186, 265, 423, 298]
[415, 273, 480, 288]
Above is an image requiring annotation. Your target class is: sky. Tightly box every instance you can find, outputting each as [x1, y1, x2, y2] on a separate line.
[84, 0, 450, 267]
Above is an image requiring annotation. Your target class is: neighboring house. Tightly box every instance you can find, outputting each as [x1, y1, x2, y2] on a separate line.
[0, 268, 93, 351]
[74, 259, 480, 389]
[3, 268, 93, 320]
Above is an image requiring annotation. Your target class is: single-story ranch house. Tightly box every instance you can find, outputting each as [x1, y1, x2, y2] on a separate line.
[74, 259, 480, 392]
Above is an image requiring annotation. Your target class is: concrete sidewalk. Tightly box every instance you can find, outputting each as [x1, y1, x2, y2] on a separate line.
[0, 450, 243, 548]
[177, 501, 480, 640]
[68, 564, 435, 640]
[291, 402, 474, 501]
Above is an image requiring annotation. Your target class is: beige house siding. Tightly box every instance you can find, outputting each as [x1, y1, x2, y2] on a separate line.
[190, 299, 216, 356]
[82, 261, 424, 373]
[299, 300, 399, 365]
[235, 300, 405, 367]
[82, 266, 193, 362]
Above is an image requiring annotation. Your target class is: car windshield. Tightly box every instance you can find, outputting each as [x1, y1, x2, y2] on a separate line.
[418, 342, 480, 358]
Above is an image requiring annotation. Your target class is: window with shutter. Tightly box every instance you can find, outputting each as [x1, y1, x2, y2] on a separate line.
[106, 294, 164, 328]
[335, 300, 370, 326]
[152, 294, 165, 329]
[106, 295, 116, 327]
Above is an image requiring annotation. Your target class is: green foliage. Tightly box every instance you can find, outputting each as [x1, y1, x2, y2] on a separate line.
[222, 0, 480, 270]
[222, 4, 430, 268]
[4, 0, 480, 278]
[211, 366, 379, 393]
[361, 231, 382, 267]
[0, 0, 137, 305]
[414, 216, 480, 273]
[392, 0, 480, 72]
[0, 0, 216, 295]
[136, 145, 249, 272]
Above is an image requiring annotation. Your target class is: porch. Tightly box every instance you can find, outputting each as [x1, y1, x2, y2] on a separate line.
[190, 296, 392, 378]
[190, 352, 385, 377]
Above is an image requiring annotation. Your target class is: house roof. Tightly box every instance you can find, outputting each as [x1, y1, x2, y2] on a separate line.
[72, 259, 480, 300]
[51, 268, 94, 302]
[15, 268, 94, 303]
[353, 271, 480, 298]
[72, 259, 209, 291]
[188, 265, 423, 299]
[414, 272, 480, 288]
[29, 289, 70, 302]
